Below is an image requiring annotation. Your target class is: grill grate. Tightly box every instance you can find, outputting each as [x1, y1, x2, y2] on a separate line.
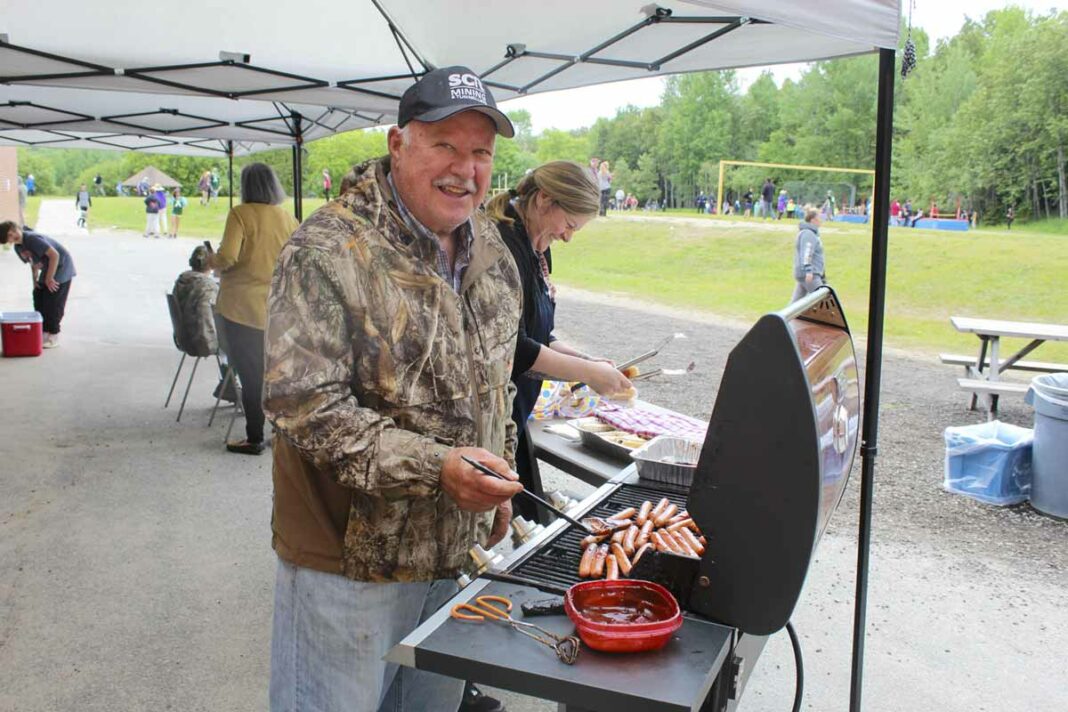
[510, 482, 690, 590]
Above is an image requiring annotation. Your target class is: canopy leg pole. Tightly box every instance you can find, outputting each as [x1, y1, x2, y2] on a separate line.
[227, 140, 234, 211]
[849, 47, 896, 712]
[291, 113, 304, 222]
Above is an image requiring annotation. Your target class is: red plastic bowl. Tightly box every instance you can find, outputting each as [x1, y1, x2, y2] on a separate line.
[564, 579, 682, 653]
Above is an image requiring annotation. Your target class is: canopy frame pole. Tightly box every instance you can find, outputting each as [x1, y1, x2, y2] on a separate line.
[227, 140, 234, 210]
[369, 0, 432, 73]
[291, 112, 303, 221]
[849, 46, 896, 712]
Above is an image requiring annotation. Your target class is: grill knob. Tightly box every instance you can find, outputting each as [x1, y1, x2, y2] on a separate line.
[548, 490, 577, 512]
[468, 543, 503, 572]
[456, 573, 472, 589]
[510, 516, 544, 544]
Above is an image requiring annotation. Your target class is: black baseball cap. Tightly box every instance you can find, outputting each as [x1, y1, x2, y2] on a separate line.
[398, 66, 514, 138]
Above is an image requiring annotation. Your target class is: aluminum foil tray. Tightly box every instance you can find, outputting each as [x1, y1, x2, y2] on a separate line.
[566, 417, 647, 462]
[630, 435, 702, 486]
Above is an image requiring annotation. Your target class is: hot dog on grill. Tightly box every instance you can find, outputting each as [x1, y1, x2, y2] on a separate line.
[636, 519, 654, 548]
[613, 507, 636, 522]
[592, 544, 609, 578]
[679, 526, 705, 555]
[605, 554, 619, 580]
[611, 542, 632, 576]
[653, 503, 679, 528]
[649, 497, 670, 521]
[636, 500, 653, 526]
[623, 525, 639, 555]
[578, 543, 597, 578]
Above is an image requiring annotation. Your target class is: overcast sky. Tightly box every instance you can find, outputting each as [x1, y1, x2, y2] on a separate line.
[503, 1, 1068, 133]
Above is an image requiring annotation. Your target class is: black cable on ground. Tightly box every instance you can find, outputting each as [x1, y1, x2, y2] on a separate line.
[785, 621, 804, 712]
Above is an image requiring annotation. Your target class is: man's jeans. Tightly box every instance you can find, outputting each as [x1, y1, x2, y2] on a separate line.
[270, 558, 463, 712]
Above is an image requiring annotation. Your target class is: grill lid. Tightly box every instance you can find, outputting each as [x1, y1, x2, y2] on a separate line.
[685, 287, 860, 635]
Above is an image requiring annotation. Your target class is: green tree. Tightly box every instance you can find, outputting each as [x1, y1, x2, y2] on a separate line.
[535, 128, 592, 164]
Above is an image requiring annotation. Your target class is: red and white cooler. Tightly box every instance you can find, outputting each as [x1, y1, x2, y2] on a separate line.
[1, 311, 44, 357]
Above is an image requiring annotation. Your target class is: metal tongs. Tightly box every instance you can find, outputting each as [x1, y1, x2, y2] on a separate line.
[629, 361, 697, 382]
[451, 595, 580, 664]
[571, 332, 687, 393]
[461, 456, 622, 536]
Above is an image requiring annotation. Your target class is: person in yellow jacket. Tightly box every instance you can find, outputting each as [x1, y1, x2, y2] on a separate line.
[208, 163, 299, 454]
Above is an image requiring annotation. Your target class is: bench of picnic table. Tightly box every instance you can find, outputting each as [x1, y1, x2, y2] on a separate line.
[956, 378, 1030, 396]
[940, 353, 1068, 374]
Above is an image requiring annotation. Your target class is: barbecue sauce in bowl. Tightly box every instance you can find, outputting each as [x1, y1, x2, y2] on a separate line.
[565, 580, 682, 652]
[577, 589, 673, 624]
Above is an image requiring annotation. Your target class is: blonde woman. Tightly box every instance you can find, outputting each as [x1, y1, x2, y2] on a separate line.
[485, 161, 631, 520]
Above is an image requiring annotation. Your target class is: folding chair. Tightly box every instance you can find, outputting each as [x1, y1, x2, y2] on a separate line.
[209, 306, 244, 442]
[164, 292, 212, 422]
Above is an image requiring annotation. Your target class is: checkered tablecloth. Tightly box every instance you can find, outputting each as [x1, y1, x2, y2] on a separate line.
[594, 402, 708, 441]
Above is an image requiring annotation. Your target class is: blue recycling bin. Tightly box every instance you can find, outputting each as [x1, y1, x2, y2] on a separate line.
[943, 421, 1033, 506]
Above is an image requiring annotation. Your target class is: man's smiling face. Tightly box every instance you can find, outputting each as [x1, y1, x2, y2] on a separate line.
[388, 111, 496, 237]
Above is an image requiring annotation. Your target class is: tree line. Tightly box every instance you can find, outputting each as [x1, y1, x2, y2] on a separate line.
[16, 6, 1066, 226]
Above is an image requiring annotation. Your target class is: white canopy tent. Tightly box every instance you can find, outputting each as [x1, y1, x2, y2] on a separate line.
[1, 1, 899, 149]
[0, 2, 901, 708]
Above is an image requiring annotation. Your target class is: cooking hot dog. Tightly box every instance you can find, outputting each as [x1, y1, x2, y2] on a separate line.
[592, 544, 609, 578]
[636, 519, 654, 548]
[669, 529, 698, 557]
[623, 525, 639, 555]
[613, 507, 636, 522]
[605, 554, 619, 580]
[581, 533, 609, 547]
[611, 542, 632, 576]
[632, 542, 653, 564]
[653, 503, 679, 528]
[636, 500, 653, 526]
[651, 530, 672, 553]
[667, 518, 694, 532]
[679, 526, 705, 555]
[611, 529, 626, 545]
[578, 543, 597, 578]
[649, 497, 671, 521]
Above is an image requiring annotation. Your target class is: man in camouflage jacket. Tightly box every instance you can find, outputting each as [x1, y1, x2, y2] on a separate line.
[263, 67, 522, 712]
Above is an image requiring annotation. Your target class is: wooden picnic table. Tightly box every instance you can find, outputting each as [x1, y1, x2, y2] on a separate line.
[949, 316, 1068, 416]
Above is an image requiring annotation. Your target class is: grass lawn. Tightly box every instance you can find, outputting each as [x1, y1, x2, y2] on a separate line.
[83, 196, 1065, 361]
[87, 196, 326, 239]
[554, 216, 1068, 362]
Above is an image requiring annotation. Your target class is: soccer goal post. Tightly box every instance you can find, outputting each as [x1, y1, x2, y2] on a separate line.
[716, 160, 875, 216]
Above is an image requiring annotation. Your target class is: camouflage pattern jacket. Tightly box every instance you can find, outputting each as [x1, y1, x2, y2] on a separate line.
[264, 157, 522, 582]
[172, 270, 218, 356]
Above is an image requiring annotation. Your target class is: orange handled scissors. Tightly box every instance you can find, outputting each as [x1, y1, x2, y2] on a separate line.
[451, 595, 514, 622]
[451, 594, 579, 664]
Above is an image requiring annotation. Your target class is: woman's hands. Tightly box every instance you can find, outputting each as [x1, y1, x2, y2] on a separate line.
[583, 360, 633, 397]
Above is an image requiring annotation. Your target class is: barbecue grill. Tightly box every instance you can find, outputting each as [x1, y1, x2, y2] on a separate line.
[388, 286, 860, 711]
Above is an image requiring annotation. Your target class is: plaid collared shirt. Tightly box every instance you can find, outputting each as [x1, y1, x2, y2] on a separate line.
[387, 173, 473, 293]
